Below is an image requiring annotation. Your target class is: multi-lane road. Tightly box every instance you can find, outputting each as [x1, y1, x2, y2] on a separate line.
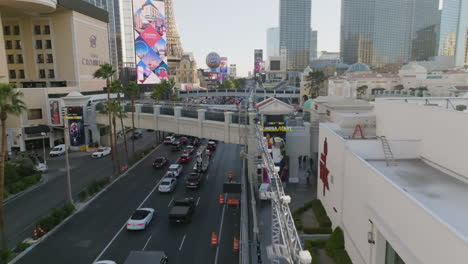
[16, 139, 241, 264]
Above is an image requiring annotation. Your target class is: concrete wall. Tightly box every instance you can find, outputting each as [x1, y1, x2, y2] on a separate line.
[375, 100, 468, 180]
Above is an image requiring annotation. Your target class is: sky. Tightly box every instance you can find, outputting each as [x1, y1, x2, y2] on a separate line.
[173, 0, 341, 77]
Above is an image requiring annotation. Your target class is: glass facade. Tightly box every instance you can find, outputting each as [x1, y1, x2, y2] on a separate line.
[267, 27, 280, 57]
[340, 0, 439, 66]
[385, 241, 406, 264]
[279, 0, 311, 70]
[438, 0, 468, 66]
[310, 30, 317, 60]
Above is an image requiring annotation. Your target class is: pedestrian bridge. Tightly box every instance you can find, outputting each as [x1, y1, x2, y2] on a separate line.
[94, 103, 251, 144]
[178, 89, 301, 101]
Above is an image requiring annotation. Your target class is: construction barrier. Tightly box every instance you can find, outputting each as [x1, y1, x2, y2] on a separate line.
[33, 226, 46, 240]
[219, 194, 225, 205]
[227, 199, 240, 206]
[120, 164, 128, 173]
[233, 237, 239, 252]
[211, 232, 218, 246]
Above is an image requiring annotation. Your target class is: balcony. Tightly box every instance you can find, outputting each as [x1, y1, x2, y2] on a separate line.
[0, 0, 57, 14]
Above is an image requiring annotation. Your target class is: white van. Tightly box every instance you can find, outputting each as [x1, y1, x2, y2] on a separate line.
[49, 144, 66, 157]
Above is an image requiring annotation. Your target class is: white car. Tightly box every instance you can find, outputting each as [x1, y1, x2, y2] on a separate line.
[158, 177, 177, 193]
[92, 147, 111, 158]
[35, 162, 48, 172]
[126, 208, 155, 231]
[49, 144, 65, 157]
[166, 164, 183, 178]
[164, 136, 175, 144]
[94, 261, 117, 264]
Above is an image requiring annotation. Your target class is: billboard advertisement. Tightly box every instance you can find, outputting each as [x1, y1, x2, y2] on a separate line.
[67, 107, 85, 147]
[254, 49, 263, 73]
[209, 73, 218, 80]
[48, 99, 62, 126]
[133, 0, 168, 84]
[219, 57, 228, 73]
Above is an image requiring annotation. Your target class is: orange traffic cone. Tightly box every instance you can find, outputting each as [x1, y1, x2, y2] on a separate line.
[233, 237, 239, 252]
[219, 194, 225, 205]
[211, 232, 218, 246]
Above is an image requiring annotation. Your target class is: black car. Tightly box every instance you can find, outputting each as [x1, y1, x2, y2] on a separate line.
[131, 130, 143, 140]
[152, 157, 168, 168]
[185, 173, 202, 188]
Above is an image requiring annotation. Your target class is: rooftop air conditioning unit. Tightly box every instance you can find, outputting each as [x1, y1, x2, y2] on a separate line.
[456, 105, 467, 111]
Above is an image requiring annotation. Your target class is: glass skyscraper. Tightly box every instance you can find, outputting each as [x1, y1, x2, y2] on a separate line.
[267, 27, 280, 57]
[340, 0, 439, 66]
[279, 0, 311, 71]
[438, 0, 468, 66]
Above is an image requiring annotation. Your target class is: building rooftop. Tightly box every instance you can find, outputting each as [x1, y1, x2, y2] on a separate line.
[367, 159, 468, 242]
[329, 73, 399, 80]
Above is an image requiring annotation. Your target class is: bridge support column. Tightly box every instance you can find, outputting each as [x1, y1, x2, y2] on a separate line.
[197, 109, 206, 138]
[153, 105, 161, 131]
[135, 104, 143, 128]
[174, 106, 182, 135]
[224, 112, 233, 143]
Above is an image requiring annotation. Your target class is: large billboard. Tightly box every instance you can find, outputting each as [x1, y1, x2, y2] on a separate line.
[254, 49, 263, 73]
[133, 0, 168, 84]
[67, 107, 85, 147]
[48, 99, 62, 126]
[219, 57, 228, 73]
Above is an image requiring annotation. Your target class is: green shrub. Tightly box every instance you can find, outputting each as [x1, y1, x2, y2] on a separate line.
[38, 216, 57, 233]
[15, 158, 34, 178]
[5, 163, 19, 186]
[78, 190, 88, 201]
[0, 249, 11, 264]
[9, 181, 26, 194]
[303, 241, 319, 264]
[13, 242, 30, 253]
[37, 204, 75, 233]
[311, 200, 332, 228]
[303, 227, 332, 234]
[309, 239, 327, 248]
[333, 249, 353, 264]
[62, 203, 75, 217]
[326, 227, 345, 257]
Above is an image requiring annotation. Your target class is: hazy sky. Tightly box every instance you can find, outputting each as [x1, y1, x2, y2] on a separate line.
[173, 0, 341, 77]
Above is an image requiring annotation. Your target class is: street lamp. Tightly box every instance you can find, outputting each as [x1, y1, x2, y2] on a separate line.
[40, 132, 47, 165]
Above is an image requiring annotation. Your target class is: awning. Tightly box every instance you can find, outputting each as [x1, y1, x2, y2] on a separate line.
[24, 125, 50, 135]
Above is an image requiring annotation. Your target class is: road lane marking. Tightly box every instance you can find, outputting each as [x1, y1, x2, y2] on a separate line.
[168, 198, 174, 207]
[196, 197, 200, 206]
[93, 176, 166, 263]
[142, 235, 152, 251]
[214, 193, 228, 264]
[178, 234, 186, 251]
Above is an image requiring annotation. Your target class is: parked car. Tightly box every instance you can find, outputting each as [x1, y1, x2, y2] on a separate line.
[166, 164, 183, 178]
[34, 162, 48, 172]
[49, 144, 66, 157]
[152, 157, 169, 168]
[126, 208, 155, 230]
[158, 177, 177, 193]
[164, 136, 175, 145]
[92, 147, 111, 158]
[185, 173, 202, 188]
[183, 145, 195, 155]
[131, 130, 143, 140]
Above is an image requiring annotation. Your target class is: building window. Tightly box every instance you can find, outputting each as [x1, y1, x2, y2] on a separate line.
[7, 55, 14, 64]
[17, 54, 23, 64]
[43, 25, 50, 35]
[385, 242, 406, 264]
[48, 69, 55, 79]
[34, 25, 41, 35]
[46, 54, 53, 63]
[39, 69, 46, 79]
[35, 40, 42, 49]
[13, 25, 20, 35]
[3, 26, 11, 35]
[5, 40, 12, 50]
[45, 40, 52, 49]
[18, 70, 25, 79]
[27, 109, 43, 120]
[9, 70, 16, 79]
[37, 54, 44, 64]
[15, 40, 21, 49]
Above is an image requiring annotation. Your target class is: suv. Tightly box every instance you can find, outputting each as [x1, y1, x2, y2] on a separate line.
[185, 173, 202, 188]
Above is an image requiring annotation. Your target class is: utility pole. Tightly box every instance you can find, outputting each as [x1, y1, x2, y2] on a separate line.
[61, 107, 74, 205]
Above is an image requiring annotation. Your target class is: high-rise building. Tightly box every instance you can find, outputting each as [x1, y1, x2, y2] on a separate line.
[229, 64, 237, 77]
[310, 30, 318, 60]
[340, 0, 439, 66]
[267, 27, 280, 57]
[438, 0, 468, 66]
[279, 0, 311, 71]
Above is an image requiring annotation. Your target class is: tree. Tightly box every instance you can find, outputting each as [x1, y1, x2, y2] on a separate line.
[356, 85, 368, 98]
[93, 64, 117, 176]
[305, 71, 326, 98]
[0, 83, 26, 249]
[151, 80, 175, 101]
[123, 81, 139, 155]
[111, 80, 128, 162]
[101, 100, 125, 176]
[393, 84, 404, 91]
[219, 80, 236, 89]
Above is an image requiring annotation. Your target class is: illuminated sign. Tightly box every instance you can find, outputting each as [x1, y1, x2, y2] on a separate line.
[133, 0, 168, 84]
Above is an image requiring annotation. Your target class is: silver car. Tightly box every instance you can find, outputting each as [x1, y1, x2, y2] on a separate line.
[158, 177, 177, 193]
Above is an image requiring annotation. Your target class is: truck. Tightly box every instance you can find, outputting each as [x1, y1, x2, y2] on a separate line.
[193, 145, 209, 173]
[168, 197, 195, 223]
[122, 251, 168, 264]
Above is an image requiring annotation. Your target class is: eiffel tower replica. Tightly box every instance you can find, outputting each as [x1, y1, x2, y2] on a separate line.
[165, 0, 183, 79]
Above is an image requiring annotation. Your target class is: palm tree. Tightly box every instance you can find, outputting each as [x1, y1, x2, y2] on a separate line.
[101, 100, 126, 177]
[123, 82, 139, 155]
[0, 83, 26, 249]
[111, 80, 128, 162]
[151, 80, 175, 101]
[305, 71, 326, 98]
[93, 64, 117, 176]
[356, 85, 368, 98]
